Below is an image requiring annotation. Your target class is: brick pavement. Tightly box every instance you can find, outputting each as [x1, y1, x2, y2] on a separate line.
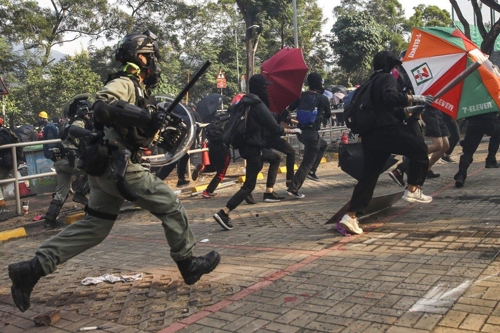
[1, 140, 500, 332]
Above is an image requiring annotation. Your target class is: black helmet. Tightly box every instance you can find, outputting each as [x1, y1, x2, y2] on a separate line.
[114, 30, 160, 65]
[68, 98, 93, 118]
[114, 30, 161, 88]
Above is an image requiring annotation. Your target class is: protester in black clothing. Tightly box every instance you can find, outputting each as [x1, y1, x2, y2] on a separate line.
[191, 140, 231, 198]
[441, 113, 460, 162]
[286, 72, 331, 198]
[213, 74, 301, 231]
[454, 112, 500, 187]
[265, 110, 296, 188]
[340, 51, 433, 235]
[156, 152, 191, 187]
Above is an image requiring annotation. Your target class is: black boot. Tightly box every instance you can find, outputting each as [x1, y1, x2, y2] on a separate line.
[454, 172, 466, 188]
[44, 199, 63, 229]
[176, 251, 221, 285]
[72, 192, 88, 205]
[8, 257, 44, 312]
[485, 159, 500, 168]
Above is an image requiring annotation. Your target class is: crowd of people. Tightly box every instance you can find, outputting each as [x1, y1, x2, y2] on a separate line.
[3, 30, 499, 316]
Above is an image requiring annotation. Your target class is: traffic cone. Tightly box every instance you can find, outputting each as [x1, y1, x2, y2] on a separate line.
[201, 141, 210, 166]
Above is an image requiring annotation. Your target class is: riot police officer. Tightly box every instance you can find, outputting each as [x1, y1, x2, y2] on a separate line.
[43, 98, 92, 229]
[8, 31, 220, 313]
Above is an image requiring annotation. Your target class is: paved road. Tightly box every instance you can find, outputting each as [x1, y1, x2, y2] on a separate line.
[1, 141, 500, 333]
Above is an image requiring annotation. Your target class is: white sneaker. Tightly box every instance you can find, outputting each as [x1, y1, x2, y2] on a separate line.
[339, 214, 363, 235]
[402, 187, 433, 203]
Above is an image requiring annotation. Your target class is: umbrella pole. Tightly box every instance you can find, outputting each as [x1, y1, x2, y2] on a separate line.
[434, 61, 481, 99]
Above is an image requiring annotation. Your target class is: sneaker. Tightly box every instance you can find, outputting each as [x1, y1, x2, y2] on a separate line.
[263, 191, 285, 202]
[202, 190, 217, 198]
[339, 214, 363, 235]
[244, 193, 257, 204]
[191, 163, 205, 181]
[441, 154, 453, 163]
[177, 179, 191, 187]
[426, 170, 440, 179]
[307, 172, 320, 182]
[176, 251, 221, 285]
[485, 160, 500, 168]
[454, 173, 465, 188]
[213, 209, 233, 230]
[286, 188, 305, 199]
[402, 187, 433, 203]
[388, 169, 405, 187]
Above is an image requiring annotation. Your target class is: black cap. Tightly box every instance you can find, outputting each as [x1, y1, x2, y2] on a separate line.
[307, 72, 324, 91]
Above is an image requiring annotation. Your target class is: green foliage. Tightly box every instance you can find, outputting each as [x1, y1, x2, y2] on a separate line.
[331, 11, 385, 75]
[405, 5, 452, 29]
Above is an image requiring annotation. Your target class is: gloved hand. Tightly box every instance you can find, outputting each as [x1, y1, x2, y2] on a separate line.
[404, 105, 425, 116]
[285, 128, 302, 135]
[88, 132, 102, 144]
[412, 95, 434, 105]
[149, 111, 167, 132]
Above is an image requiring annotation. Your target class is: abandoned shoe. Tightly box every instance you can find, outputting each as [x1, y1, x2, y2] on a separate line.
[8, 257, 44, 312]
[176, 251, 221, 285]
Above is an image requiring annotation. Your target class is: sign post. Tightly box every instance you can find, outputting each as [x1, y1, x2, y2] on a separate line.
[0, 77, 9, 124]
[216, 69, 227, 110]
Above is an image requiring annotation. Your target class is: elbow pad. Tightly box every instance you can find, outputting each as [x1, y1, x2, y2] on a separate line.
[68, 126, 93, 138]
[93, 100, 152, 128]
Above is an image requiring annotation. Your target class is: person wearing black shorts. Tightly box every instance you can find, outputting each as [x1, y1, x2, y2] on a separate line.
[422, 106, 450, 178]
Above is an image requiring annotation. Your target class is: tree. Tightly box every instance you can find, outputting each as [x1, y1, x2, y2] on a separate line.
[405, 5, 452, 29]
[330, 11, 385, 85]
[0, 0, 129, 69]
[451, 0, 500, 55]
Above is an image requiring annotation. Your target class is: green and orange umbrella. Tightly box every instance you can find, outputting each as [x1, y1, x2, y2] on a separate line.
[402, 27, 500, 119]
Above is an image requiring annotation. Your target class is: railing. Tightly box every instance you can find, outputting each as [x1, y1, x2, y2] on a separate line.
[0, 139, 60, 215]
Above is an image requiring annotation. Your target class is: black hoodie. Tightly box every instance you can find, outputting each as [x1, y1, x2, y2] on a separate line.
[236, 93, 285, 148]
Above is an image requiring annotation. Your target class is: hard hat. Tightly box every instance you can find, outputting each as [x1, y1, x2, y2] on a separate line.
[38, 111, 48, 119]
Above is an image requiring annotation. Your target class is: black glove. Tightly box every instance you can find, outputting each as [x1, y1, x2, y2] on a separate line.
[149, 111, 167, 132]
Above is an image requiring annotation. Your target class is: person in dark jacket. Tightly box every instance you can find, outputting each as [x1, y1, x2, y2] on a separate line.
[213, 74, 301, 231]
[454, 112, 500, 187]
[285, 72, 332, 198]
[339, 51, 434, 235]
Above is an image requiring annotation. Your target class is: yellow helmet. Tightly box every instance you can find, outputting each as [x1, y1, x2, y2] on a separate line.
[38, 111, 48, 119]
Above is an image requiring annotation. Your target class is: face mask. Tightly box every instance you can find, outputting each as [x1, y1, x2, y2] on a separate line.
[143, 54, 161, 88]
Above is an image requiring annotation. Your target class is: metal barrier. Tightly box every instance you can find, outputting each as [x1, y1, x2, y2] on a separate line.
[0, 139, 60, 215]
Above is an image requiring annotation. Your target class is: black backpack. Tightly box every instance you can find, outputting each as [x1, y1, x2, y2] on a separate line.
[296, 92, 319, 126]
[0, 128, 23, 169]
[42, 122, 59, 159]
[222, 103, 250, 149]
[343, 77, 378, 135]
[14, 124, 38, 142]
[205, 113, 230, 143]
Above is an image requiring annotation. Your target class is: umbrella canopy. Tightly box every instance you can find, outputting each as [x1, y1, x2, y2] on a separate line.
[402, 27, 500, 119]
[332, 92, 345, 105]
[196, 93, 223, 123]
[261, 48, 309, 113]
[330, 85, 349, 95]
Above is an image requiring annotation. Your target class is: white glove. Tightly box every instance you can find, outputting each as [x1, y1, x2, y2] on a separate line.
[412, 95, 434, 105]
[286, 128, 302, 135]
[404, 105, 425, 116]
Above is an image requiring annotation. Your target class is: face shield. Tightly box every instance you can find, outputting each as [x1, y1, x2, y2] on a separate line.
[142, 53, 161, 88]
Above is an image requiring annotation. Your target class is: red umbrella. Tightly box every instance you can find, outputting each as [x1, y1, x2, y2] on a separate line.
[261, 48, 309, 113]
